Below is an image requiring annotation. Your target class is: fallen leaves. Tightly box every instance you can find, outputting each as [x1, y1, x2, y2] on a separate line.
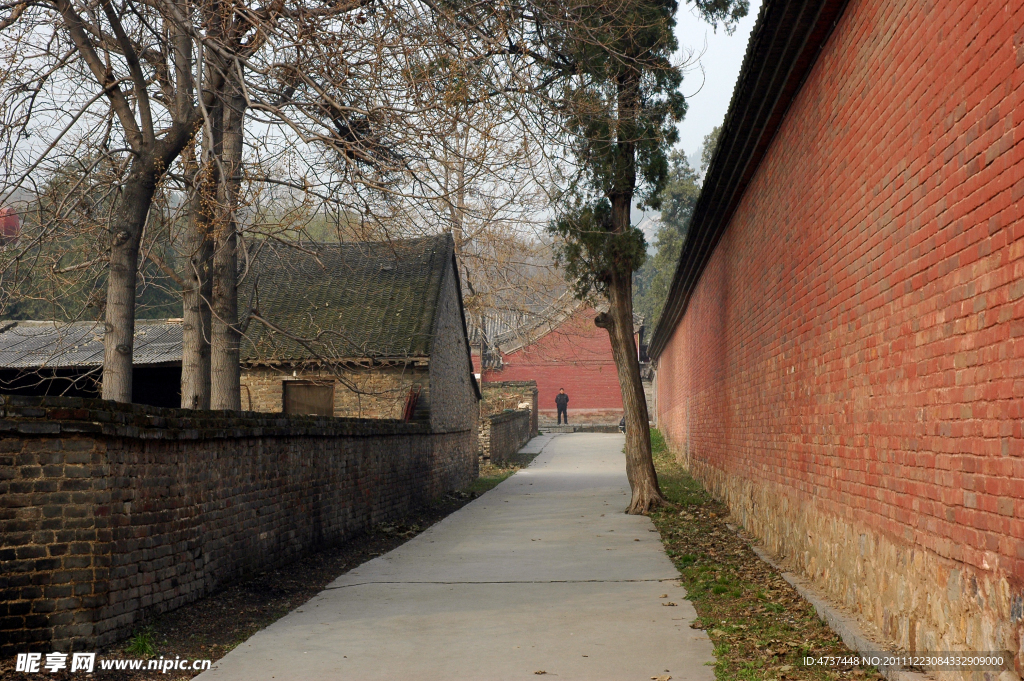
[649, 432, 888, 681]
[661, 602, 677, 606]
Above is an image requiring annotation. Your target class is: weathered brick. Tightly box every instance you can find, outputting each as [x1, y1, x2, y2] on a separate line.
[31, 600, 56, 614]
[15, 545, 46, 560]
[0, 393, 477, 655]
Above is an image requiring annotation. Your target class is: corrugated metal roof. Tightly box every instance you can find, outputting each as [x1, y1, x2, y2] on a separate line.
[0, 319, 183, 368]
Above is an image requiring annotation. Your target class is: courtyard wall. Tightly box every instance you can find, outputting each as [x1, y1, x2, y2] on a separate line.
[0, 394, 476, 653]
[655, 0, 1024, 672]
[479, 410, 532, 464]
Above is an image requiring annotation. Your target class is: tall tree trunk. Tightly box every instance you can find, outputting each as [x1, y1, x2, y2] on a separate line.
[595, 72, 668, 514]
[596, 267, 666, 514]
[210, 86, 245, 410]
[181, 147, 214, 409]
[102, 160, 157, 402]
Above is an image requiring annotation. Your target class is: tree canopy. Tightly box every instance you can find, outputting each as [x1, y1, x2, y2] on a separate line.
[633, 124, 721, 327]
[633, 149, 700, 327]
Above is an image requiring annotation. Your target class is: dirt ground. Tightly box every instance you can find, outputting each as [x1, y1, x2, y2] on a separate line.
[648, 430, 886, 681]
[1, 456, 531, 681]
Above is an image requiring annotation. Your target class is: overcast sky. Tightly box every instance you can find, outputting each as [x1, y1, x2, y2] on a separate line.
[635, 0, 762, 240]
[673, 0, 763, 163]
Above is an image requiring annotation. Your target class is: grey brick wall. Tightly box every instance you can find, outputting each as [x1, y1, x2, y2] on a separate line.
[426, 263, 480, 435]
[481, 381, 538, 438]
[0, 394, 475, 654]
[479, 410, 532, 464]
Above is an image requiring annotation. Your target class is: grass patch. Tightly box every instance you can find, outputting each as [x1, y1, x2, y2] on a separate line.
[649, 429, 883, 681]
[125, 628, 157, 657]
[468, 469, 514, 495]
[473, 449, 540, 494]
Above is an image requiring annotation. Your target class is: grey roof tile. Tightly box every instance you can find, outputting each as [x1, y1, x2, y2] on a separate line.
[239, 234, 453, 362]
[0, 234, 457, 368]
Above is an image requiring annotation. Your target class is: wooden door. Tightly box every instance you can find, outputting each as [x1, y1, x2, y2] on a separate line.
[282, 381, 334, 416]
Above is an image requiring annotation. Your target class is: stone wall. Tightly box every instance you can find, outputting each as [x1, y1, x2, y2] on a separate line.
[0, 394, 477, 654]
[480, 381, 538, 438]
[653, 0, 1024, 675]
[240, 363, 427, 419]
[479, 410, 532, 464]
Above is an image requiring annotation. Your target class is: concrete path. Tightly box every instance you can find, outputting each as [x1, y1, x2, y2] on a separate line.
[197, 434, 715, 681]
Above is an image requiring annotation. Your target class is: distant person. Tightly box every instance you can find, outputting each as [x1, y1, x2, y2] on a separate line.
[555, 388, 569, 425]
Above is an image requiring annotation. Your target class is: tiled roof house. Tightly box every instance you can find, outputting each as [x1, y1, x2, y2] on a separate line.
[0, 234, 480, 428]
[239, 233, 481, 425]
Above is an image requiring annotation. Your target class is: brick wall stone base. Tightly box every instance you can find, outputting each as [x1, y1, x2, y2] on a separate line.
[675, 443, 1021, 681]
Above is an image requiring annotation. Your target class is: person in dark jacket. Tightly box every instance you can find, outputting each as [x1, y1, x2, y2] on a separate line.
[555, 388, 569, 424]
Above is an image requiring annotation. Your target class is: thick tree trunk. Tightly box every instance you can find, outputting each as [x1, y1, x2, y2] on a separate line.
[101, 161, 157, 403]
[596, 266, 668, 515]
[181, 152, 214, 409]
[209, 87, 245, 410]
[595, 74, 669, 514]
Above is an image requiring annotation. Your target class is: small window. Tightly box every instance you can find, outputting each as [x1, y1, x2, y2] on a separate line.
[282, 381, 334, 416]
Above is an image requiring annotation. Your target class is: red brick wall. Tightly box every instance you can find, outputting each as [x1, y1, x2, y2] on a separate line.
[656, 0, 1024, 666]
[482, 308, 624, 422]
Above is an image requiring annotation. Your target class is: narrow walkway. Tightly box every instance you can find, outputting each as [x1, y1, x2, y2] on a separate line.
[197, 434, 715, 681]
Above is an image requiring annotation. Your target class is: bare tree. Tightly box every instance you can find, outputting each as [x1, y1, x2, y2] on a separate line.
[0, 0, 580, 413]
[186, 0, 567, 405]
[0, 0, 222, 402]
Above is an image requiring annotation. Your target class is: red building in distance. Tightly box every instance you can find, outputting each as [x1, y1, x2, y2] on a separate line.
[0, 207, 20, 245]
[471, 302, 642, 425]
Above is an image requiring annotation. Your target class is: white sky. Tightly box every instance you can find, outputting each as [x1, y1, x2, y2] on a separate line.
[635, 0, 762, 241]
[673, 0, 763, 162]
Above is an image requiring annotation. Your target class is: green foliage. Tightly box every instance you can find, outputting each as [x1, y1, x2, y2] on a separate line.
[549, 198, 647, 298]
[541, 0, 688, 298]
[633, 150, 700, 325]
[126, 628, 157, 657]
[700, 125, 722, 175]
[689, 0, 750, 34]
[542, 0, 745, 302]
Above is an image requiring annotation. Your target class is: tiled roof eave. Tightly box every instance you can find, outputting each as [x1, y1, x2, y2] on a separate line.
[648, 0, 850, 359]
[240, 355, 432, 367]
